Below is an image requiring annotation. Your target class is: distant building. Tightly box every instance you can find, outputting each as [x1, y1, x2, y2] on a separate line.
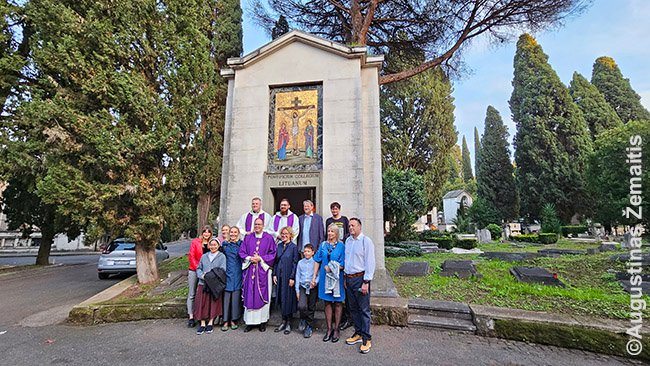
[440, 189, 473, 232]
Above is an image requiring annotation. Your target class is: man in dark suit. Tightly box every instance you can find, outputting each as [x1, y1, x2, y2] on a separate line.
[297, 200, 325, 254]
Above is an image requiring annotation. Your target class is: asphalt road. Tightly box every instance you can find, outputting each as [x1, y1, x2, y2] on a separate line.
[0, 319, 641, 366]
[0, 241, 190, 332]
[0, 262, 122, 331]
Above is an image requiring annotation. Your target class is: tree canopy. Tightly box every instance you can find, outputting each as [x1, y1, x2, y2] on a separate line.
[476, 106, 518, 222]
[251, 0, 590, 84]
[591, 56, 650, 123]
[510, 33, 592, 222]
[568, 72, 622, 139]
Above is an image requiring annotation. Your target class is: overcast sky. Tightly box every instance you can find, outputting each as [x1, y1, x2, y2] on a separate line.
[240, 1, 650, 172]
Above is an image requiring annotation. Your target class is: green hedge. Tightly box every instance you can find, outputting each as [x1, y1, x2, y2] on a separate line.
[538, 233, 559, 244]
[561, 225, 588, 237]
[486, 224, 502, 240]
[510, 234, 539, 243]
[432, 236, 454, 249]
[455, 238, 478, 249]
[384, 242, 423, 257]
[419, 230, 446, 242]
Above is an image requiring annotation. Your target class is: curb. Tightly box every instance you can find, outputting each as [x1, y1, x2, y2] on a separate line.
[68, 275, 409, 327]
[471, 304, 650, 361]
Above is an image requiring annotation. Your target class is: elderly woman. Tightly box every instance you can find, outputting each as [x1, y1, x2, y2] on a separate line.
[194, 237, 227, 335]
[273, 227, 300, 334]
[313, 224, 345, 343]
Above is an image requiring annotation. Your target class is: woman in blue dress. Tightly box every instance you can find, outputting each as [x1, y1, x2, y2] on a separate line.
[221, 226, 243, 331]
[313, 223, 345, 343]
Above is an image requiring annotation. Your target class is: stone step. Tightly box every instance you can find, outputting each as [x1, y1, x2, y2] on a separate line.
[408, 298, 472, 315]
[408, 306, 473, 320]
[407, 314, 476, 333]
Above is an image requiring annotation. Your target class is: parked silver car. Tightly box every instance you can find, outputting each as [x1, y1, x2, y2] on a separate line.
[97, 238, 169, 279]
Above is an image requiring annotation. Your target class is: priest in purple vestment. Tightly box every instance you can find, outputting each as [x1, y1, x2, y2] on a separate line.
[239, 217, 276, 332]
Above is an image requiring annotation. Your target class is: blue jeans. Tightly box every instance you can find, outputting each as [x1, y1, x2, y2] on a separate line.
[345, 276, 371, 342]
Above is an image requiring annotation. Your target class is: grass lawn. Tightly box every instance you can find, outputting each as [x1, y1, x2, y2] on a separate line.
[101, 255, 189, 305]
[386, 240, 649, 320]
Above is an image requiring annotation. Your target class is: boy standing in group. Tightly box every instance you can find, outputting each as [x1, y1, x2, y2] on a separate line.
[296, 244, 318, 338]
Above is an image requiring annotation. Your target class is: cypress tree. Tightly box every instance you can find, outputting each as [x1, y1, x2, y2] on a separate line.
[461, 135, 473, 182]
[569, 72, 622, 138]
[510, 33, 592, 222]
[474, 126, 481, 176]
[591, 56, 650, 123]
[272, 15, 290, 39]
[477, 106, 518, 222]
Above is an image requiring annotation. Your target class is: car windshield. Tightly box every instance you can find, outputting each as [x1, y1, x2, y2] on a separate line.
[106, 242, 136, 252]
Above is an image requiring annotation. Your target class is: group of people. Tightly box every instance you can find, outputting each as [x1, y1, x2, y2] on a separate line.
[186, 197, 376, 354]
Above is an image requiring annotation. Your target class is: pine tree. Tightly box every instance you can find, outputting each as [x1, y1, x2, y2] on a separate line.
[0, 0, 241, 284]
[569, 72, 622, 138]
[591, 56, 650, 123]
[191, 0, 243, 231]
[476, 106, 518, 222]
[510, 34, 592, 222]
[461, 135, 473, 182]
[474, 126, 481, 177]
[381, 63, 456, 208]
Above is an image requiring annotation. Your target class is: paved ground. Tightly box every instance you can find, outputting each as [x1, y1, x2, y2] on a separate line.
[0, 319, 642, 366]
[0, 263, 122, 330]
[0, 254, 100, 266]
[0, 241, 643, 365]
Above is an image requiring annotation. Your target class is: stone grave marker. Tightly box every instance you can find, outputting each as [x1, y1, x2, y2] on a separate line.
[440, 260, 482, 279]
[609, 253, 650, 265]
[395, 261, 430, 277]
[622, 231, 632, 249]
[538, 248, 587, 257]
[598, 242, 618, 252]
[480, 252, 540, 262]
[510, 266, 565, 287]
[476, 229, 492, 244]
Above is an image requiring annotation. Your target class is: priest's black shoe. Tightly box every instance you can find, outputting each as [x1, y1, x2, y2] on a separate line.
[259, 323, 267, 332]
[244, 325, 254, 333]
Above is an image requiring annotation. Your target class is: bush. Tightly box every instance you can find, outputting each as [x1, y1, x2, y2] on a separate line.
[430, 235, 454, 249]
[384, 242, 422, 257]
[538, 233, 559, 244]
[561, 225, 588, 237]
[419, 230, 445, 242]
[454, 238, 478, 249]
[541, 203, 562, 234]
[486, 224, 502, 240]
[510, 234, 539, 243]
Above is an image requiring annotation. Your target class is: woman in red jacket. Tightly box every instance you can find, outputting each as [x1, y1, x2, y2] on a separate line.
[187, 225, 212, 327]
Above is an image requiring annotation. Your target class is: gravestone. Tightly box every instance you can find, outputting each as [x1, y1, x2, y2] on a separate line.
[609, 253, 650, 265]
[218, 31, 392, 295]
[538, 248, 587, 257]
[395, 262, 430, 277]
[622, 231, 632, 249]
[476, 229, 492, 244]
[615, 272, 650, 294]
[440, 260, 482, 279]
[480, 252, 540, 262]
[510, 266, 565, 287]
[598, 242, 618, 252]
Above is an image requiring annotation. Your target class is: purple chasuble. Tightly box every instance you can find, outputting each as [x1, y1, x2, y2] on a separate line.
[245, 212, 265, 233]
[273, 214, 294, 231]
[239, 232, 276, 310]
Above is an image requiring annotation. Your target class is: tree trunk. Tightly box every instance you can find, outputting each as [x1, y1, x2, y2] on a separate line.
[35, 229, 54, 266]
[135, 244, 159, 284]
[197, 192, 212, 233]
